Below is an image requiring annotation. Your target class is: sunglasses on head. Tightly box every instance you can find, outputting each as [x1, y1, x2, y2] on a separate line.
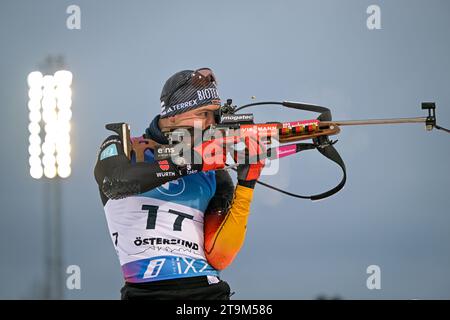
[191, 68, 217, 86]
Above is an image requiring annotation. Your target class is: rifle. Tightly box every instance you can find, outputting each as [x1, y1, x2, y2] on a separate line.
[105, 100, 449, 201]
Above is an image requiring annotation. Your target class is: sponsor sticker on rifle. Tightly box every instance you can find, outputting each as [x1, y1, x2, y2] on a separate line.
[220, 113, 254, 124]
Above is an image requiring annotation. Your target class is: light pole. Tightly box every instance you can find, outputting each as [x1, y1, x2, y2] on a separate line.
[27, 69, 72, 299]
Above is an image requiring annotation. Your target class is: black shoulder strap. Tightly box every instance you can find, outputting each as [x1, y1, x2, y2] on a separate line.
[310, 137, 346, 201]
[253, 139, 346, 201]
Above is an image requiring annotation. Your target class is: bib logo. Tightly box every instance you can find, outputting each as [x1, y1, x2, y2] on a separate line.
[157, 179, 185, 196]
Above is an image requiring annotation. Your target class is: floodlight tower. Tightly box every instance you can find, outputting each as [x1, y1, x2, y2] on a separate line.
[27, 64, 72, 299]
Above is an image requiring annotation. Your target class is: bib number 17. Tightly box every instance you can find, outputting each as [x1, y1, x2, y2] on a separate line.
[141, 205, 194, 232]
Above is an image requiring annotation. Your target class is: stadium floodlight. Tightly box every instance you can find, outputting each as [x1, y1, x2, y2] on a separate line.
[27, 70, 73, 179]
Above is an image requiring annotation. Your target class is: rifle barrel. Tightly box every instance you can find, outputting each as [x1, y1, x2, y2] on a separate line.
[320, 117, 427, 127]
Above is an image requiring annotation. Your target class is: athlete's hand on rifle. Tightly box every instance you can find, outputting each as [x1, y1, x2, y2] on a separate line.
[192, 136, 238, 172]
[235, 135, 266, 188]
